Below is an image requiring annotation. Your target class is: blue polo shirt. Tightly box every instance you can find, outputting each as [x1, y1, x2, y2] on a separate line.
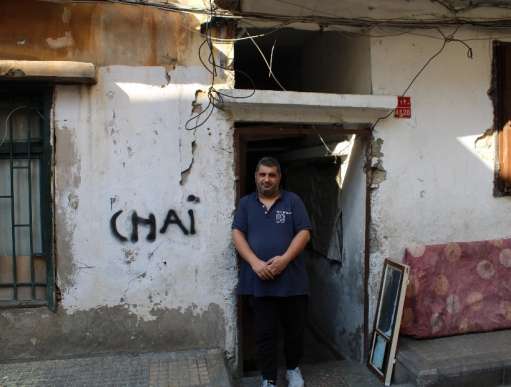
[232, 190, 312, 297]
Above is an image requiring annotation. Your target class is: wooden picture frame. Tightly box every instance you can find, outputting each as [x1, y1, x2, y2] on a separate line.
[368, 259, 410, 386]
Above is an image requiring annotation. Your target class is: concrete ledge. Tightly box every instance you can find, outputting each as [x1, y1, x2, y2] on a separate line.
[0, 60, 96, 84]
[395, 330, 511, 387]
[217, 89, 397, 124]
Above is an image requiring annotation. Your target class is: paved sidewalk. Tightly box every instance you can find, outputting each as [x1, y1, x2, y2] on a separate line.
[0, 349, 230, 387]
[240, 360, 384, 387]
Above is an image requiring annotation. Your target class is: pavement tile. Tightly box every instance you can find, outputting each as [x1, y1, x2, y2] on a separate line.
[240, 360, 382, 387]
[0, 350, 229, 387]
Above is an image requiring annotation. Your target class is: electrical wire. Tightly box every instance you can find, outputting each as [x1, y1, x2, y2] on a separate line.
[241, 26, 338, 154]
[270, 0, 345, 20]
[332, 28, 415, 40]
[430, 0, 511, 13]
[310, 125, 335, 155]
[184, 0, 218, 131]
[71, 0, 235, 18]
[269, 40, 276, 79]
[202, 23, 291, 42]
[239, 25, 476, 154]
[370, 26, 473, 133]
[184, 0, 258, 131]
[70, 0, 511, 30]
[184, 8, 483, 135]
[401, 38, 449, 96]
[245, 29, 287, 91]
[67, 0, 511, 48]
[239, 24, 475, 155]
[69, 0, 490, 140]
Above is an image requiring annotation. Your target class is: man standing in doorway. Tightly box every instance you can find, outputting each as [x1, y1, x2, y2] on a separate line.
[232, 157, 312, 387]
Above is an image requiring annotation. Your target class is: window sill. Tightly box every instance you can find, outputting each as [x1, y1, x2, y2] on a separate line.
[0, 60, 96, 84]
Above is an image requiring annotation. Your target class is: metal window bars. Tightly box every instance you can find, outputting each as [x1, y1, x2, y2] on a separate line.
[0, 89, 53, 309]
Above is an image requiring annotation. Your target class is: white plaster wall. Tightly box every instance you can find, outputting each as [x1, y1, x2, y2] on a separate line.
[368, 31, 511, 323]
[53, 64, 237, 356]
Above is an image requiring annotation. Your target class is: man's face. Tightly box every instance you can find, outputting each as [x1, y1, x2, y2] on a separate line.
[255, 165, 281, 197]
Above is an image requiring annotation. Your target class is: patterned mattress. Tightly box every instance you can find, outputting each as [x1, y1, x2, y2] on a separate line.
[401, 238, 511, 338]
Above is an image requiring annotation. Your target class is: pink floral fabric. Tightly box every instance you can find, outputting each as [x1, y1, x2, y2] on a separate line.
[401, 238, 511, 338]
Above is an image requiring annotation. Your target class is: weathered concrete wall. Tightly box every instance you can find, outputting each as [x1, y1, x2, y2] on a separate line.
[0, 0, 199, 67]
[0, 1, 238, 365]
[368, 31, 511, 328]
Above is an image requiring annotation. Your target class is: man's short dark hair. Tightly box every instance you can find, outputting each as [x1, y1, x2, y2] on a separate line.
[255, 156, 281, 175]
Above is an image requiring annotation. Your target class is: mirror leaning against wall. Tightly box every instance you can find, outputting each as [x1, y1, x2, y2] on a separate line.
[369, 259, 410, 386]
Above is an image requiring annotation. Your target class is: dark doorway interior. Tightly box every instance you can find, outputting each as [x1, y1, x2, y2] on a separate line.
[235, 124, 349, 374]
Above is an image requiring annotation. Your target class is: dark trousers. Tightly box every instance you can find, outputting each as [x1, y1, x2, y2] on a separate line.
[252, 295, 308, 381]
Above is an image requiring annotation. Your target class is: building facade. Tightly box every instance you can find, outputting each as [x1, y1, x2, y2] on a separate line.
[1, 0, 511, 372]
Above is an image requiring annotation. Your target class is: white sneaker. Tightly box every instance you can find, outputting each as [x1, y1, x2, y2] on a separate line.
[261, 379, 277, 387]
[286, 367, 304, 387]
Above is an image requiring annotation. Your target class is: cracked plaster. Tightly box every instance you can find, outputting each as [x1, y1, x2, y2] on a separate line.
[367, 31, 511, 333]
[3, 64, 237, 361]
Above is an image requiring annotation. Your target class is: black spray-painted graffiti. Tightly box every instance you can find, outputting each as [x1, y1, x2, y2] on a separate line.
[110, 195, 199, 243]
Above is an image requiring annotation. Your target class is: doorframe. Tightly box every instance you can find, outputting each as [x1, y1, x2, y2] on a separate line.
[233, 123, 371, 370]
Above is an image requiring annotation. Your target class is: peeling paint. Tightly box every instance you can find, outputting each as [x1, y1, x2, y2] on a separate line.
[122, 248, 138, 265]
[5, 68, 26, 78]
[0, 13, 237, 361]
[180, 140, 196, 185]
[367, 138, 386, 189]
[475, 127, 495, 163]
[46, 31, 75, 49]
[191, 90, 207, 114]
[54, 118, 82, 290]
[62, 7, 71, 24]
[67, 193, 79, 210]
[0, 1, 202, 66]
[47, 66, 237, 364]
[366, 32, 511, 339]
[371, 138, 384, 158]
[370, 161, 387, 187]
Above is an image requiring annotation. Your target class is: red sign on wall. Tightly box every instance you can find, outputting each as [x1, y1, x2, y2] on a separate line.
[395, 96, 411, 118]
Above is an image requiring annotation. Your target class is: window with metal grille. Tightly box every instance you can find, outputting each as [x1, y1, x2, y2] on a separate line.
[0, 84, 54, 309]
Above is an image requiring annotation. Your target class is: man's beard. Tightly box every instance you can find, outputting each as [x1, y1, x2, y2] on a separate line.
[257, 184, 279, 197]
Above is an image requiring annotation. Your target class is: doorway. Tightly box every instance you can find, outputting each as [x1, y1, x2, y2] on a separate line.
[234, 124, 369, 374]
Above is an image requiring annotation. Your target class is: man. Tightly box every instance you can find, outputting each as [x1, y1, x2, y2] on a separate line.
[232, 156, 312, 387]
